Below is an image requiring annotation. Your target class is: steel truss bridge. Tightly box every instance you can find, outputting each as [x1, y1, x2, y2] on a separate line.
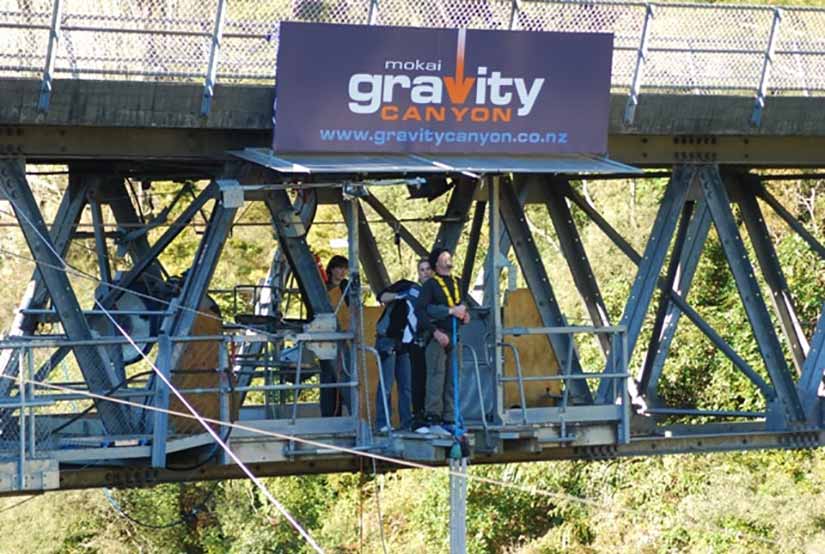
[0, 0, 823, 495]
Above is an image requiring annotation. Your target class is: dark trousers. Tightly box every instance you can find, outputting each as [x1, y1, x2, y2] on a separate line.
[409, 343, 427, 417]
[424, 339, 456, 424]
[320, 344, 352, 417]
[320, 359, 340, 417]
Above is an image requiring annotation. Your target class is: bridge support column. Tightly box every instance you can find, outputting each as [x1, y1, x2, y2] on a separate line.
[0, 169, 88, 397]
[699, 166, 804, 425]
[340, 197, 390, 296]
[460, 201, 485, 300]
[543, 178, 612, 357]
[735, 174, 808, 375]
[264, 190, 333, 319]
[0, 159, 134, 434]
[637, 198, 711, 403]
[433, 177, 477, 252]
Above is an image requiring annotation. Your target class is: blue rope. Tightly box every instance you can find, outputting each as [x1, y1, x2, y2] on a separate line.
[451, 316, 463, 438]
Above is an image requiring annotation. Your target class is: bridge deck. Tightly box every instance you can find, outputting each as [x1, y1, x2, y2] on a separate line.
[1, 79, 824, 167]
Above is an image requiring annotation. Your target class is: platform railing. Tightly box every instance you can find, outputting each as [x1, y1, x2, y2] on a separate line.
[1, 0, 824, 120]
[499, 325, 631, 444]
[0, 330, 363, 469]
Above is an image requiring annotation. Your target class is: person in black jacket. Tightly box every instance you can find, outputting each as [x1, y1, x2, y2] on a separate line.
[374, 278, 419, 432]
[414, 248, 470, 435]
[374, 259, 433, 432]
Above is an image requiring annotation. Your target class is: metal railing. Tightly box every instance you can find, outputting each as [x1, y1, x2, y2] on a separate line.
[0, 330, 362, 470]
[1, 0, 824, 122]
[499, 325, 631, 443]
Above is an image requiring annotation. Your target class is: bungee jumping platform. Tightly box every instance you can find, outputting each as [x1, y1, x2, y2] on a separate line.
[0, 0, 823, 498]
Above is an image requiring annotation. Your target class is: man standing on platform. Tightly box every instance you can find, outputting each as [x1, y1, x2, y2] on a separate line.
[414, 248, 470, 435]
[373, 258, 432, 432]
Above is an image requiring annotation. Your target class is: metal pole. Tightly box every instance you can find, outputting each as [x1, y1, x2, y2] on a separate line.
[367, 0, 379, 25]
[290, 341, 304, 424]
[508, 0, 521, 30]
[201, 0, 227, 116]
[488, 176, 504, 424]
[736, 175, 809, 375]
[151, 332, 171, 468]
[752, 8, 782, 127]
[345, 186, 364, 444]
[624, 3, 654, 126]
[17, 348, 26, 490]
[621, 331, 630, 444]
[449, 457, 468, 554]
[218, 340, 230, 465]
[38, 0, 63, 112]
[26, 347, 35, 458]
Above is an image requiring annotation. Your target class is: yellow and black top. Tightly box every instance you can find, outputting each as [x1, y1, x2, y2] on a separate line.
[415, 273, 463, 335]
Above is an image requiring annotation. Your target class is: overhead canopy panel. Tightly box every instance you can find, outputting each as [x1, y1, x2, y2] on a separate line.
[230, 148, 640, 176]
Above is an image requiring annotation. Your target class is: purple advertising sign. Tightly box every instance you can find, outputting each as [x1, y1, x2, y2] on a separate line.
[274, 23, 613, 155]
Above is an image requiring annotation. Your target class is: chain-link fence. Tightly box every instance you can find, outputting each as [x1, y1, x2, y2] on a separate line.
[1, 0, 825, 103]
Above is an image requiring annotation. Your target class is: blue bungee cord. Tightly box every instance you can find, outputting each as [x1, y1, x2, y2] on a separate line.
[449, 315, 467, 460]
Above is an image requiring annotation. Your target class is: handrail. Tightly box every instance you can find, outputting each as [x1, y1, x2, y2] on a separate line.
[460, 343, 490, 435]
[1, 0, 824, 119]
[499, 341, 528, 425]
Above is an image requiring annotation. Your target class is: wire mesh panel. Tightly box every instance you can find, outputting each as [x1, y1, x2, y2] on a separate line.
[57, 0, 217, 81]
[644, 4, 774, 93]
[0, 1, 824, 118]
[0, 0, 52, 78]
[375, 0, 510, 29]
[516, 1, 647, 89]
[773, 8, 825, 94]
[220, 0, 371, 83]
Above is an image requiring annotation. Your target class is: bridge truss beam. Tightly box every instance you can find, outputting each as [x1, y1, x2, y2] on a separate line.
[0, 160, 824, 494]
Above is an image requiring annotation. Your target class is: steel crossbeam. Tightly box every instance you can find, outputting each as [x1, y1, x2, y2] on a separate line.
[433, 177, 477, 253]
[0, 171, 88, 397]
[638, 198, 712, 401]
[264, 190, 333, 318]
[755, 183, 825, 261]
[105, 179, 166, 287]
[560, 172, 776, 406]
[596, 166, 694, 403]
[542, 179, 612, 357]
[163, 183, 238, 372]
[0, 159, 134, 434]
[499, 178, 593, 404]
[735, 174, 809, 375]
[28, 181, 214, 391]
[698, 166, 805, 425]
